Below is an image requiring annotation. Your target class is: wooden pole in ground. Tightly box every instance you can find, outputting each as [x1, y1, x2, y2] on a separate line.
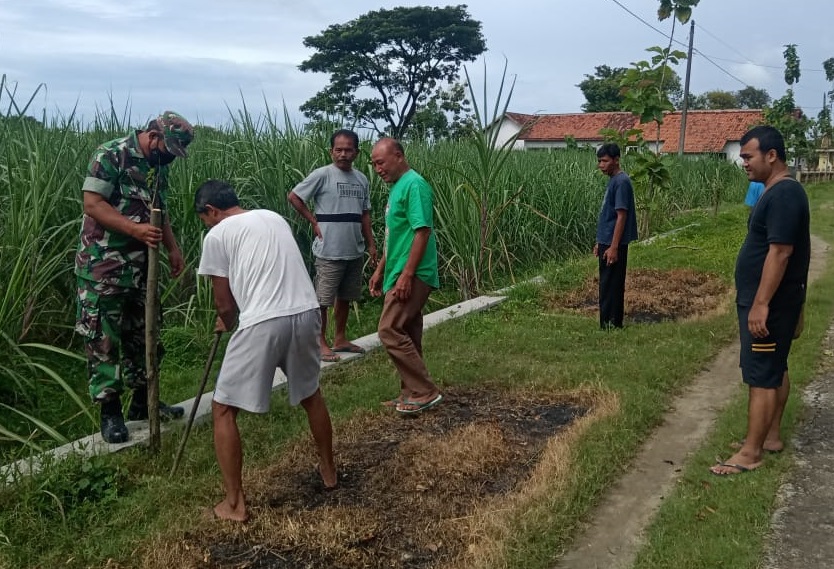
[146, 208, 162, 453]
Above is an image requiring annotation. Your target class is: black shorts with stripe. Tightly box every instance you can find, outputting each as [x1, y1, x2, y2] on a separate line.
[737, 303, 802, 389]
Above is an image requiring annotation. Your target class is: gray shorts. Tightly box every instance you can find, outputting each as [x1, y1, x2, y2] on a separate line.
[213, 309, 321, 413]
[314, 257, 364, 306]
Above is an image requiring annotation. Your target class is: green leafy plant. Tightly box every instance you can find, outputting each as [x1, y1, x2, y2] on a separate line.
[763, 45, 812, 166]
[431, 60, 557, 298]
[30, 453, 126, 519]
[617, 46, 687, 236]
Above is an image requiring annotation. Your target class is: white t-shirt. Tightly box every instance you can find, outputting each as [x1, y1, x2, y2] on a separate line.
[197, 210, 319, 330]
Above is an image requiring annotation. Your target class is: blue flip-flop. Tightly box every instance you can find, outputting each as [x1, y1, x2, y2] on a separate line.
[396, 393, 443, 414]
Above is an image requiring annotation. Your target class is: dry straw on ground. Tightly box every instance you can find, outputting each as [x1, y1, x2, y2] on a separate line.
[137, 386, 618, 569]
[550, 268, 731, 323]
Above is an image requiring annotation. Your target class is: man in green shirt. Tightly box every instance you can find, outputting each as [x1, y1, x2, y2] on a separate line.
[369, 138, 442, 414]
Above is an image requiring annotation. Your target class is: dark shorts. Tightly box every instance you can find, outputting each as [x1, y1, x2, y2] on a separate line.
[314, 257, 364, 306]
[738, 303, 802, 389]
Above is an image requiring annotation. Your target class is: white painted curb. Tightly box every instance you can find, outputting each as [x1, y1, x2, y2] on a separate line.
[2, 294, 508, 483]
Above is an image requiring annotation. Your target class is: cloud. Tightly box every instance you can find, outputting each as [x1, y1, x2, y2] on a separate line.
[9, 28, 307, 67]
[6, 53, 326, 126]
[733, 63, 773, 87]
[4, 0, 833, 127]
[41, 0, 161, 19]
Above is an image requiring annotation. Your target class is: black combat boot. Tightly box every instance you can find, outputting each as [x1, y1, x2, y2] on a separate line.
[100, 396, 129, 444]
[127, 386, 185, 421]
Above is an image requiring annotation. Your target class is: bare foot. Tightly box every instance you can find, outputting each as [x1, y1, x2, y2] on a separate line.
[332, 342, 366, 354]
[730, 438, 784, 453]
[381, 395, 403, 408]
[211, 499, 249, 522]
[317, 462, 338, 490]
[320, 349, 340, 363]
[709, 451, 763, 476]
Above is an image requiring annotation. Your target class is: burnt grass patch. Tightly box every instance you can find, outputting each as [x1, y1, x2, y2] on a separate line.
[550, 268, 730, 323]
[175, 386, 588, 569]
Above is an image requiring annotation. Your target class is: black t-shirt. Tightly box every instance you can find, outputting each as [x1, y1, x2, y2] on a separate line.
[735, 178, 810, 308]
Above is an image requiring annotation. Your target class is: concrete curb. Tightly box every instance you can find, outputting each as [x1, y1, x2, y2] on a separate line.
[2, 294, 508, 483]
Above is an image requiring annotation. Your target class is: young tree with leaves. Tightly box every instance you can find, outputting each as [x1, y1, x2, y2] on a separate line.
[763, 44, 811, 165]
[819, 58, 834, 142]
[298, 5, 486, 138]
[617, 46, 687, 236]
[578, 65, 682, 112]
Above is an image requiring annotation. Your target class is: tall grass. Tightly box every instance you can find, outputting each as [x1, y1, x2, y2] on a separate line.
[0, 83, 747, 453]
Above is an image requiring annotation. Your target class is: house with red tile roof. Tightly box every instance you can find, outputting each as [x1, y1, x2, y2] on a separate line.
[495, 109, 764, 164]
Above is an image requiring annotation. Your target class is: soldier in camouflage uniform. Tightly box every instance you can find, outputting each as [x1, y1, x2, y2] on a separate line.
[75, 111, 193, 443]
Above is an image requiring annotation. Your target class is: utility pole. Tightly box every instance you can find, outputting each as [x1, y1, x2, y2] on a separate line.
[678, 19, 695, 156]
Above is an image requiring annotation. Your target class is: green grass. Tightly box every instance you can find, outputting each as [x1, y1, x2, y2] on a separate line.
[631, 181, 834, 569]
[0, 194, 791, 569]
[0, 100, 748, 453]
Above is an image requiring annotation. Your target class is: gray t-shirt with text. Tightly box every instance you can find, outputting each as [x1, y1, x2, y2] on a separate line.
[291, 163, 371, 260]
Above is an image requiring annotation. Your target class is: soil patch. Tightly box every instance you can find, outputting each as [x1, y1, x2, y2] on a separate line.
[149, 386, 593, 569]
[549, 268, 730, 323]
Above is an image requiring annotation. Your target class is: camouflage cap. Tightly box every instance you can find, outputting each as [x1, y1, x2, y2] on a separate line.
[147, 111, 194, 158]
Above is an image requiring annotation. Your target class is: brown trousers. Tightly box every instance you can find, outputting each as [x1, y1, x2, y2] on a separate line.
[377, 277, 439, 402]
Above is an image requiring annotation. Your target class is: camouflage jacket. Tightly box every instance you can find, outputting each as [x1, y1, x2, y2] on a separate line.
[74, 131, 169, 289]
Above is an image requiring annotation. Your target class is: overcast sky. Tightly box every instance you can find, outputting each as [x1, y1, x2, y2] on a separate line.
[1, 0, 832, 128]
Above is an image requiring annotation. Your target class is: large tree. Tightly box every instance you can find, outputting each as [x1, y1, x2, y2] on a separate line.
[736, 86, 771, 109]
[298, 5, 486, 138]
[578, 64, 683, 112]
[689, 90, 739, 110]
[686, 87, 769, 110]
[577, 65, 628, 112]
[407, 82, 475, 140]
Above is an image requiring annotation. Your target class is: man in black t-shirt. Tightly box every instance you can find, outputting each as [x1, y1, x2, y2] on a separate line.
[711, 126, 810, 476]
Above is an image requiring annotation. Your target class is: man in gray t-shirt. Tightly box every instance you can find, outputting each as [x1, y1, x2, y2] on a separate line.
[289, 129, 378, 362]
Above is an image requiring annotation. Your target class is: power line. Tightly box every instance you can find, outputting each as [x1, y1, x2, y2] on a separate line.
[606, 0, 749, 87]
[695, 22, 826, 73]
[606, 0, 688, 49]
[692, 49, 749, 87]
[694, 22, 756, 65]
[606, 0, 826, 83]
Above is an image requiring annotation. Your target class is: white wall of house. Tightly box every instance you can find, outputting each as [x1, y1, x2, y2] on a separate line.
[723, 141, 743, 165]
[523, 140, 568, 150]
[492, 119, 525, 149]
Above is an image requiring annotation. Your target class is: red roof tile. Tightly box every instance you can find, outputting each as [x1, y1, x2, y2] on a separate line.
[510, 110, 764, 153]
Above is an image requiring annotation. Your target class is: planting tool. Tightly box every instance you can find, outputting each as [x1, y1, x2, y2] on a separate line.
[145, 208, 163, 453]
[169, 330, 223, 476]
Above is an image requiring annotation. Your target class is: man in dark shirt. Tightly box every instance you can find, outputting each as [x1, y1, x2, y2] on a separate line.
[711, 126, 810, 476]
[594, 143, 638, 329]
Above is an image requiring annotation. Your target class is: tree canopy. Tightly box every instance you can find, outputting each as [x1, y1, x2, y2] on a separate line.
[657, 0, 700, 24]
[577, 65, 628, 112]
[407, 82, 475, 140]
[298, 5, 486, 138]
[735, 86, 771, 109]
[577, 63, 683, 113]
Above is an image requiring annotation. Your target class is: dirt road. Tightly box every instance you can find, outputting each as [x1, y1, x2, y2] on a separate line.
[555, 235, 830, 569]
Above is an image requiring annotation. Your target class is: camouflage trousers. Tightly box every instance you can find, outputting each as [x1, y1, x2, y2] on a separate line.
[75, 277, 163, 402]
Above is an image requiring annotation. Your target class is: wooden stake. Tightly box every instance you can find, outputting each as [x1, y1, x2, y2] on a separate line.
[146, 208, 162, 453]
